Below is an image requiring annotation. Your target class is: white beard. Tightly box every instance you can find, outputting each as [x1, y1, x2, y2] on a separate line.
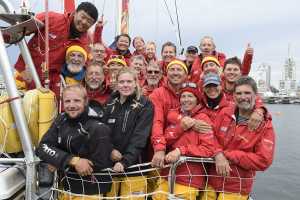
[67, 63, 84, 74]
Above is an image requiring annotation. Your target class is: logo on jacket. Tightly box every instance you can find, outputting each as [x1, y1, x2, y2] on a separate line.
[220, 126, 228, 133]
[42, 144, 56, 157]
[108, 118, 116, 123]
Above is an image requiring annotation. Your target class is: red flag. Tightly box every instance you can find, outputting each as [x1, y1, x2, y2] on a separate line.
[64, 0, 75, 14]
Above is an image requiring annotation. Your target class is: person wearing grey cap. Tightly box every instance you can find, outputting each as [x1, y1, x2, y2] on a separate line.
[200, 72, 230, 122]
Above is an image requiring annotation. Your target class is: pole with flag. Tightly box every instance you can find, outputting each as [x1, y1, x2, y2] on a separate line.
[118, 0, 129, 35]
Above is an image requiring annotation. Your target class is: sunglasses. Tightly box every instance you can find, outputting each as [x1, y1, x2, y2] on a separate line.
[147, 70, 160, 75]
[181, 82, 197, 89]
[110, 55, 124, 59]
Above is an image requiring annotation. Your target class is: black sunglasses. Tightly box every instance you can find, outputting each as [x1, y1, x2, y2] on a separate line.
[147, 70, 160, 74]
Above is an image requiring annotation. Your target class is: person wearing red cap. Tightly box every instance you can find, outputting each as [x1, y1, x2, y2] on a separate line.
[150, 60, 212, 169]
[152, 82, 216, 200]
[15, 2, 98, 92]
[201, 76, 275, 200]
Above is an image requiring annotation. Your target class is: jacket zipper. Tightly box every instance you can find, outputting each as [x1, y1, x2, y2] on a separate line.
[122, 110, 130, 133]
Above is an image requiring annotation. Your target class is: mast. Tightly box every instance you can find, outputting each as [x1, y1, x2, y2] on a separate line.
[117, 0, 129, 35]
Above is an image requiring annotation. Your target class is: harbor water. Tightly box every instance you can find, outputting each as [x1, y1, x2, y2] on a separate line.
[253, 104, 300, 200]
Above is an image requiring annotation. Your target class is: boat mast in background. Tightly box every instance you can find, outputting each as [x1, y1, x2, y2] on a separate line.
[117, 0, 129, 35]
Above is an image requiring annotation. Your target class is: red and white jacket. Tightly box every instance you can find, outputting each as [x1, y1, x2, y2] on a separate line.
[149, 82, 180, 152]
[160, 105, 216, 188]
[208, 105, 275, 195]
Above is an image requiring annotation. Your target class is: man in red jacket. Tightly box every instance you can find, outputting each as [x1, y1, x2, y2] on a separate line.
[15, 2, 98, 95]
[150, 59, 188, 168]
[201, 76, 275, 200]
[142, 61, 164, 96]
[84, 62, 111, 109]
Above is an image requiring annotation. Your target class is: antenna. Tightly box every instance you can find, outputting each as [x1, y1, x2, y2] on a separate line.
[288, 43, 291, 58]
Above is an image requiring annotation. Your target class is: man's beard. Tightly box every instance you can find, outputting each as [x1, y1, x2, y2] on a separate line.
[147, 78, 159, 86]
[67, 63, 84, 74]
[237, 100, 254, 111]
[87, 81, 101, 90]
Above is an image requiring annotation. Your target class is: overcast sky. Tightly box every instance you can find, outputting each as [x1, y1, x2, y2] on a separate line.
[7, 0, 300, 87]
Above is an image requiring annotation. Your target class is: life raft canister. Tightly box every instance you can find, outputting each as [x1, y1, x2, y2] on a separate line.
[0, 89, 57, 153]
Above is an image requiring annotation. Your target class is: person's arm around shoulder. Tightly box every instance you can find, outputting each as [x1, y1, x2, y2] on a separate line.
[224, 120, 275, 171]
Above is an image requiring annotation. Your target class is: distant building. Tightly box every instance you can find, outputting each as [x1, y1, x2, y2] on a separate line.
[253, 63, 271, 94]
[279, 57, 297, 96]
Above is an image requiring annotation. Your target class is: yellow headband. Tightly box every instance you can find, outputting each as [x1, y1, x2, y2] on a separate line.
[107, 58, 127, 67]
[166, 60, 188, 74]
[66, 45, 88, 62]
[201, 56, 221, 68]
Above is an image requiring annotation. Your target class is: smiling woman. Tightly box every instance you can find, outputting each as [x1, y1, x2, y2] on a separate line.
[102, 67, 154, 199]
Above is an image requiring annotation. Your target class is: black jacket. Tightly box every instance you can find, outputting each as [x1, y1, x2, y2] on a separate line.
[36, 107, 113, 195]
[103, 92, 154, 168]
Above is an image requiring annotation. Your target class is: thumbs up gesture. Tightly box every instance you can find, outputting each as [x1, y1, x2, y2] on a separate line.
[245, 43, 254, 55]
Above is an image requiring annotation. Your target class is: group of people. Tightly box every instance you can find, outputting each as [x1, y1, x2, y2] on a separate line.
[13, 2, 276, 200]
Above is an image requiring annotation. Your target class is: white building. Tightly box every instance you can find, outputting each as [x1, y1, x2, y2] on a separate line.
[279, 57, 297, 96]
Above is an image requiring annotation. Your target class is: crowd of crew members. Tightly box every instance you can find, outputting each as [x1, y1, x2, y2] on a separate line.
[12, 2, 275, 200]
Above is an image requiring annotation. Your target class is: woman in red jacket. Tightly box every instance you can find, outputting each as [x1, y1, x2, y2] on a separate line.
[153, 82, 216, 200]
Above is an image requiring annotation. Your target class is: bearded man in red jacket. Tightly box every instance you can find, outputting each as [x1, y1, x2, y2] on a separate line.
[201, 76, 275, 200]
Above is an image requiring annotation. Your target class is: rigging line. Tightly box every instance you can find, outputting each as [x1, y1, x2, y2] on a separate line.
[174, 0, 183, 54]
[101, 0, 107, 16]
[163, 0, 175, 26]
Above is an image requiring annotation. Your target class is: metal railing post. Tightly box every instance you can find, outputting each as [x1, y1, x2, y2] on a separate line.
[0, 30, 37, 200]
[168, 157, 215, 197]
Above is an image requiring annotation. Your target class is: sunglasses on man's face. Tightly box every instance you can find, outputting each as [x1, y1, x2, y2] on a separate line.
[181, 82, 197, 89]
[147, 70, 160, 75]
[110, 55, 124, 59]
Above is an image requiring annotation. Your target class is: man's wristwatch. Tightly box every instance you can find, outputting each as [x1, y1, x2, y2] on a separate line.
[70, 157, 80, 167]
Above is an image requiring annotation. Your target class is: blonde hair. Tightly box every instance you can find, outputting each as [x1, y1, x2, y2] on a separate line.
[62, 84, 88, 104]
[146, 41, 156, 49]
[116, 67, 142, 100]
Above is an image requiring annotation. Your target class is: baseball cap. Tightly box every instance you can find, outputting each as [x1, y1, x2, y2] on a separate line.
[186, 46, 198, 54]
[203, 72, 221, 87]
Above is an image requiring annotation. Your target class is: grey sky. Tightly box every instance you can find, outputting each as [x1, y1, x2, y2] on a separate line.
[8, 0, 300, 87]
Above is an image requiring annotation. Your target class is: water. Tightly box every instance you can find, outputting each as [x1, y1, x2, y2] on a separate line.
[253, 105, 300, 200]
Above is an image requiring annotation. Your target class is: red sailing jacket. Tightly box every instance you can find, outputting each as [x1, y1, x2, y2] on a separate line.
[160, 105, 216, 188]
[86, 83, 111, 106]
[149, 82, 180, 152]
[15, 12, 89, 93]
[208, 106, 275, 195]
[200, 93, 231, 123]
[142, 78, 165, 96]
[159, 60, 171, 76]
